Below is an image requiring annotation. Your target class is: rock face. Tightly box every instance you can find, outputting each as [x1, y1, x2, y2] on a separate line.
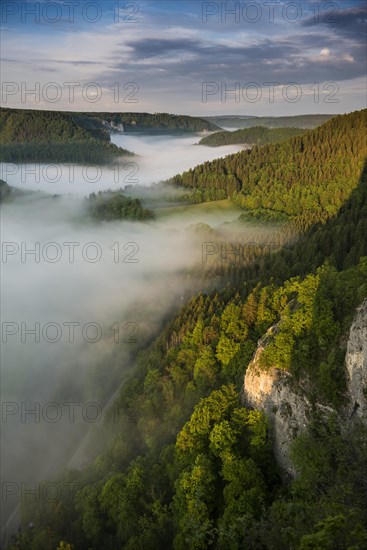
[345, 299, 367, 422]
[242, 325, 310, 477]
[242, 299, 367, 477]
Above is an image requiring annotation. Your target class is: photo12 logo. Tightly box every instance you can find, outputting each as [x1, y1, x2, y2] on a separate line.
[202, 241, 285, 263]
[202, 81, 339, 104]
[1, 2, 140, 24]
[0, 162, 140, 186]
[1, 241, 140, 264]
[1, 320, 140, 344]
[1, 480, 81, 504]
[1, 81, 139, 106]
[201, 2, 339, 24]
[1, 399, 139, 425]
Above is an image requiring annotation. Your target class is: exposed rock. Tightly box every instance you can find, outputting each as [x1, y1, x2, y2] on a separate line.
[242, 299, 367, 478]
[345, 299, 367, 421]
[242, 325, 310, 477]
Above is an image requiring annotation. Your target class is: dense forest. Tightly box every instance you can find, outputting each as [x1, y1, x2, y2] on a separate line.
[7, 111, 367, 550]
[83, 112, 219, 132]
[0, 107, 220, 162]
[86, 190, 154, 221]
[0, 142, 131, 164]
[204, 114, 334, 130]
[171, 109, 367, 230]
[199, 126, 305, 147]
[0, 108, 132, 163]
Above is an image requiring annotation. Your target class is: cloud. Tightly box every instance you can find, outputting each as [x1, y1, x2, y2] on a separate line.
[1, 1, 365, 114]
[302, 6, 367, 39]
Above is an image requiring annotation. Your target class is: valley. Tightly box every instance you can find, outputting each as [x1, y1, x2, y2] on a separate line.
[1, 108, 367, 550]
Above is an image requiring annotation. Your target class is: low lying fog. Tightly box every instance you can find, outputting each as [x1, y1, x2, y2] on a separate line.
[0, 133, 259, 540]
[0, 134, 243, 196]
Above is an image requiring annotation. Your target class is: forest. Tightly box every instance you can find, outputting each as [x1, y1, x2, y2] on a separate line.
[0, 107, 220, 163]
[7, 110, 367, 550]
[0, 108, 132, 162]
[199, 126, 305, 147]
[82, 112, 219, 132]
[86, 190, 154, 221]
[171, 109, 367, 231]
[204, 114, 334, 130]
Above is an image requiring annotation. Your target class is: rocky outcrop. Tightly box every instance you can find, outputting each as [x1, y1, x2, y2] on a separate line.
[102, 120, 124, 133]
[242, 299, 367, 478]
[242, 325, 310, 477]
[345, 299, 367, 421]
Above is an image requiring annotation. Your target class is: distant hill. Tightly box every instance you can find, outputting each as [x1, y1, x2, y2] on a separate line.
[199, 126, 306, 147]
[0, 108, 219, 163]
[204, 114, 334, 129]
[79, 112, 220, 133]
[0, 107, 132, 163]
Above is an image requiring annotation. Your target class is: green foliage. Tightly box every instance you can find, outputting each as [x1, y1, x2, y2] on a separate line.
[173, 386, 271, 548]
[8, 111, 367, 550]
[199, 126, 305, 147]
[86, 190, 154, 221]
[83, 111, 219, 132]
[204, 114, 334, 130]
[178, 187, 227, 204]
[299, 515, 367, 550]
[0, 142, 129, 164]
[171, 110, 367, 230]
[0, 107, 132, 162]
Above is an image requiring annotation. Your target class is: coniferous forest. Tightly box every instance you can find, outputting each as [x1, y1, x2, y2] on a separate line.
[198, 126, 306, 147]
[6, 109, 367, 550]
[171, 110, 367, 231]
[2, 1, 367, 548]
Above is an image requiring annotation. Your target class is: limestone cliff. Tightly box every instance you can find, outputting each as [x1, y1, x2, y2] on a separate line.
[242, 299, 367, 477]
[345, 299, 367, 421]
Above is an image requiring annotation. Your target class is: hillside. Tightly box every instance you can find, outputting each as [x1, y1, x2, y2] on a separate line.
[199, 126, 306, 147]
[205, 113, 334, 129]
[0, 108, 132, 163]
[0, 108, 219, 162]
[8, 123, 367, 550]
[82, 112, 220, 133]
[171, 109, 367, 230]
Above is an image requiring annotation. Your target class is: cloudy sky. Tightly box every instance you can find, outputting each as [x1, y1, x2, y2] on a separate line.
[1, 0, 366, 115]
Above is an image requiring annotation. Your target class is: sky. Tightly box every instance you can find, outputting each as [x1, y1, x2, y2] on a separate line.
[0, 0, 366, 115]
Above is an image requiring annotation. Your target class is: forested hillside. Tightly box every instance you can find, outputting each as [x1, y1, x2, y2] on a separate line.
[0, 108, 132, 162]
[171, 110, 367, 230]
[204, 114, 334, 130]
[199, 126, 305, 147]
[0, 108, 219, 162]
[200, 158, 367, 295]
[0, 107, 111, 144]
[83, 112, 219, 132]
[8, 127, 367, 549]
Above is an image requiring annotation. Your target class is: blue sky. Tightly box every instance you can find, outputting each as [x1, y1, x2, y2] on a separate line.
[1, 0, 366, 115]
